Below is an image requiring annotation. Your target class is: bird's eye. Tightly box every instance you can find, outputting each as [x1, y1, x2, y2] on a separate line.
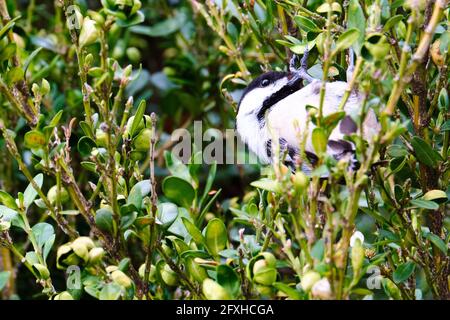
[261, 79, 270, 87]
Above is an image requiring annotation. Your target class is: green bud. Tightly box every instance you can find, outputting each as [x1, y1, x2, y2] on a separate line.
[351, 239, 364, 277]
[123, 64, 133, 78]
[73, 237, 95, 250]
[71, 240, 90, 263]
[292, 171, 309, 192]
[301, 271, 321, 292]
[56, 244, 75, 269]
[138, 264, 157, 282]
[47, 185, 69, 205]
[88, 247, 105, 264]
[202, 279, 231, 300]
[106, 265, 118, 273]
[79, 18, 99, 48]
[111, 270, 133, 288]
[133, 128, 152, 151]
[161, 264, 178, 286]
[126, 47, 141, 63]
[54, 291, 74, 300]
[84, 54, 94, 67]
[41, 79, 50, 96]
[33, 263, 50, 279]
[253, 260, 277, 286]
[95, 128, 109, 148]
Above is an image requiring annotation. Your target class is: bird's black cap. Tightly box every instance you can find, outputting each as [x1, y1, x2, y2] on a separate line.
[237, 71, 287, 112]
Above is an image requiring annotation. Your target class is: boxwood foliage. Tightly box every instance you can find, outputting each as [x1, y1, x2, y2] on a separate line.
[0, 0, 449, 300]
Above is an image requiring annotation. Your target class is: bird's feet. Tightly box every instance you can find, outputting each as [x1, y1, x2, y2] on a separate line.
[288, 47, 316, 84]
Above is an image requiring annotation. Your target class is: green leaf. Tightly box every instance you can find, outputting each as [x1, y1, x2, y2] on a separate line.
[316, 2, 342, 13]
[0, 205, 24, 229]
[438, 88, 449, 111]
[23, 47, 43, 74]
[311, 239, 325, 261]
[422, 190, 447, 203]
[129, 100, 146, 137]
[157, 202, 178, 228]
[5, 67, 24, 85]
[0, 16, 20, 41]
[410, 136, 442, 168]
[273, 282, 302, 300]
[164, 151, 192, 182]
[0, 271, 11, 291]
[312, 127, 327, 154]
[0, 43, 16, 63]
[95, 208, 114, 234]
[162, 176, 195, 208]
[441, 120, 450, 132]
[182, 217, 205, 244]
[99, 283, 122, 300]
[129, 12, 185, 37]
[127, 180, 151, 209]
[347, 0, 365, 54]
[294, 16, 321, 33]
[77, 136, 96, 157]
[250, 178, 281, 193]
[410, 199, 439, 210]
[48, 110, 64, 128]
[31, 223, 55, 261]
[334, 28, 360, 53]
[24, 130, 46, 149]
[384, 15, 404, 31]
[24, 174, 43, 209]
[216, 264, 240, 298]
[0, 190, 17, 209]
[199, 161, 217, 209]
[205, 218, 228, 257]
[393, 261, 415, 283]
[425, 233, 448, 254]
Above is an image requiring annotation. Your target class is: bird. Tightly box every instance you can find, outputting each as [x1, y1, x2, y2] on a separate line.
[236, 49, 380, 174]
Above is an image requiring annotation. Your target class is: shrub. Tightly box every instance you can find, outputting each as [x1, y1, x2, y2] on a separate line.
[0, 0, 448, 300]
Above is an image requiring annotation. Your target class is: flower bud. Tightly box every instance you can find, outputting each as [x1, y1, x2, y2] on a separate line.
[351, 238, 364, 276]
[84, 53, 94, 67]
[301, 271, 321, 292]
[79, 18, 99, 48]
[95, 128, 109, 148]
[126, 47, 141, 63]
[47, 185, 69, 205]
[252, 259, 277, 286]
[106, 265, 118, 273]
[291, 171, 309, 192]
[111, 270, 133, 288]
[54, 291, 74, 300]
[71, 240, 89, 263]
[73, 237, 95, 251]
[88, 247, 105, 264]
[161, 264, 178, 286]
[311, 278, 332, 299]
[133, 128, 152, 151]
[40, 79, 50, 96]
[138, 263, 157, 283]
[202, 279, 231, 300]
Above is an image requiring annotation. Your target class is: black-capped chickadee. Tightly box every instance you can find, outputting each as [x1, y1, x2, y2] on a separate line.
[236, 50, 380, 174]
